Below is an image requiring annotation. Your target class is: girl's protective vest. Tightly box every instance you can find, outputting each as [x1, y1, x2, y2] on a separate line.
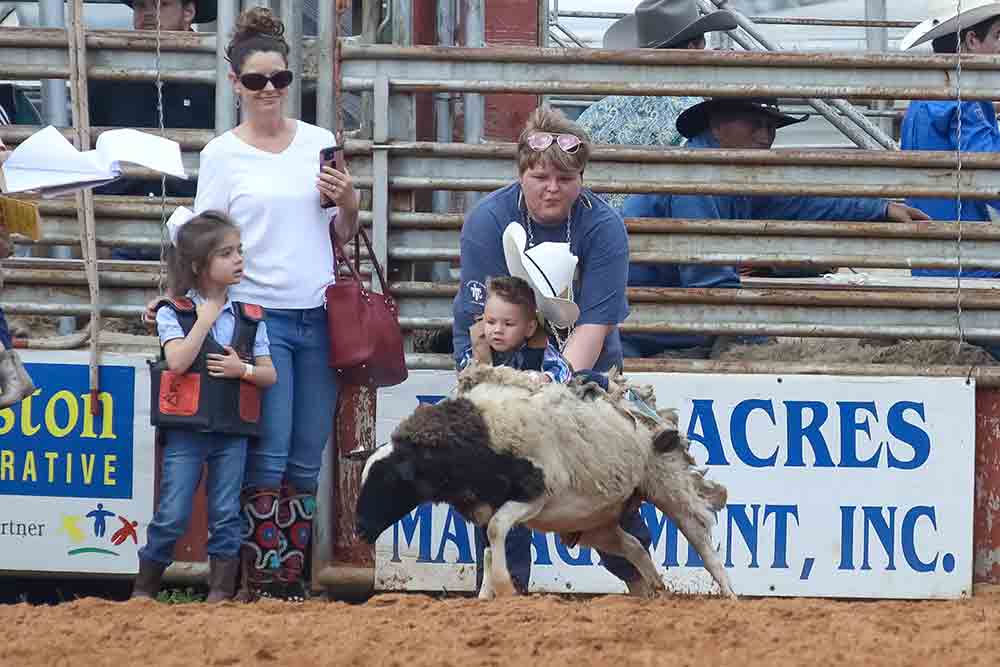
[149, 297, 264, 436]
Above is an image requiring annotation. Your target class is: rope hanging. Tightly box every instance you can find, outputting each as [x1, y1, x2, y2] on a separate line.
[954, 0, 966, 352]
[155, 1, 168, 296]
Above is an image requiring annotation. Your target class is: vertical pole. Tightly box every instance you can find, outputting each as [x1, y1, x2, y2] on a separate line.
[38, 0, 69, 128]
[865, 0, 894, 139]
[281, 0, 303, 120]
[215, 0, 238, 133]
[317, 0, 337, 130]
[462, 0, 485, 211]
[67, 0, 101, 407]
[39, 0, 74, 335]
[359, 0, 382, 139]
[432, 0, 455, 215]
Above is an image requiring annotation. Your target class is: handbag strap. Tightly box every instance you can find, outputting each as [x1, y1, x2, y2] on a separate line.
[330, 223, 393, 300]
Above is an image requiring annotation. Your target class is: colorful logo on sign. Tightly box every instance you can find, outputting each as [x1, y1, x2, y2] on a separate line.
[58, 502, 139, 557]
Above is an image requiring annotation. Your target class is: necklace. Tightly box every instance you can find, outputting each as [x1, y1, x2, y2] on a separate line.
[519, 190, 578, 247]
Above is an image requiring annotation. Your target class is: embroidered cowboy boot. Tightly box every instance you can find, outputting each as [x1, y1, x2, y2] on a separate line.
[275, 493, 317, 602]
[235, 488, 281, 602]
[0, 349, 35, 409]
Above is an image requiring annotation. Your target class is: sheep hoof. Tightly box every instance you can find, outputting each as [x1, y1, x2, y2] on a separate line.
[625, 577, 664, 600]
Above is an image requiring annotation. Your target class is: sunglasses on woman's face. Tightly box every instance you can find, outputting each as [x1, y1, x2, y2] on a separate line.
[239, 69, 294, 91]
[526, 131, 582, 154]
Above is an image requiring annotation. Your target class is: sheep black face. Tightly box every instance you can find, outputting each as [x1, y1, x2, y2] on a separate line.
[355, 445, 424, 544]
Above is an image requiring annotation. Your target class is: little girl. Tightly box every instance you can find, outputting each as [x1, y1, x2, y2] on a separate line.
[134, 210, 276, 603]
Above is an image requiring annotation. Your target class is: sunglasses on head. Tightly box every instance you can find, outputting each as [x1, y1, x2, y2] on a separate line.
[239, 69, 294, 91]
[526, 131, 582, 154]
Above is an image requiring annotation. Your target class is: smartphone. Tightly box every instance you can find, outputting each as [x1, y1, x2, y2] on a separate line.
[320, 145, 343, 170]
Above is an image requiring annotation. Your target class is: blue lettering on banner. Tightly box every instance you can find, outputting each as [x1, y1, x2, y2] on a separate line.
[784, 401, 835, 467]
[839, 504, 952, 573]
[886, 402, 931, 470]
[389, 502, 953, 577]
[684, 398, 931, 470]
[0, 363, 134, 499]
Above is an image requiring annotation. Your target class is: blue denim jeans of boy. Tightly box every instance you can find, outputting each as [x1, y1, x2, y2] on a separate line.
[475, 512, 652, 591]
[475, 524, 533, 594]
[245, 307, 338, 494]
[139, 429, 247, 564]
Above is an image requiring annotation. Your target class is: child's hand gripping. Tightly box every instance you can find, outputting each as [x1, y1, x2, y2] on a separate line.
[206, 346, 246, 379]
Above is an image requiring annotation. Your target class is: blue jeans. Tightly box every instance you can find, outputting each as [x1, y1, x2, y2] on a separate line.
[476, 512, 652, 588]
[0, 309, 10, 348]
[475, 524, 533, 593]
[246, 307, 338, 493]
[139, 429, 247, 564]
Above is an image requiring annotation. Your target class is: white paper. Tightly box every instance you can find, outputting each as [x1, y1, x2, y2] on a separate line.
[1, 125, 186, 196]
[95, 128, 187, 180]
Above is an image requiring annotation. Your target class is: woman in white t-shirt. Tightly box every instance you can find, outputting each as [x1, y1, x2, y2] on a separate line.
[193, 6, 359, 601]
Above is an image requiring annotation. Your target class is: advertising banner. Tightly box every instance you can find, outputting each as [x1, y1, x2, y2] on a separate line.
[0, 351, 154, 575]
[375, 371, 975, 599]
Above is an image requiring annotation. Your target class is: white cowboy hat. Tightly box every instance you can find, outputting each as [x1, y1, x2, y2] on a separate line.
[901, 0, 1000, 50]
[603, 0, 739, 50]
[502, 222, 580, 329]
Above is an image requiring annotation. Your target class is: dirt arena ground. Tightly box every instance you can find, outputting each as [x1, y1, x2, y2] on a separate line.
[3, 591, 1000, 666]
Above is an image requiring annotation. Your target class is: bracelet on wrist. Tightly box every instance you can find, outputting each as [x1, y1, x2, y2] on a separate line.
[242, 363, 254, 380]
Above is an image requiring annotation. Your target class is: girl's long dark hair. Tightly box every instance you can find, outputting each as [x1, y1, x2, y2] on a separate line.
[167, 210, 239, 296]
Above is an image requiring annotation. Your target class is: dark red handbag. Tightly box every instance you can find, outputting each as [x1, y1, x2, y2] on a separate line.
[326, 226, 408, 387]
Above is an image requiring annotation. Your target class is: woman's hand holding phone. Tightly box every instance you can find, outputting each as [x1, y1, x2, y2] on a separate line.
[318, 145, 356, 211]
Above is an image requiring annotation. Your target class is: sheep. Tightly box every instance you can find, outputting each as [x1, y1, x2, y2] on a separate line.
[355, 363, 736, 599]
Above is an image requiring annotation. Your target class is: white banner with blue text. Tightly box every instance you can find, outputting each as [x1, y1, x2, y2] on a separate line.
[0, 351, 155, 575]
[375, 371, 975, 599]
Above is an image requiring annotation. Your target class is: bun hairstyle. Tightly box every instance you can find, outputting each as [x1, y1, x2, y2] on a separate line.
[225, 6, 290, 74]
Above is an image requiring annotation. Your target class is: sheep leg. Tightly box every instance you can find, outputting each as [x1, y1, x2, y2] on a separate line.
[485, 500, 543, 598]
[578, 524, 665, 599]
[672, 509, 736, 599]
[478, 548, 495, 600]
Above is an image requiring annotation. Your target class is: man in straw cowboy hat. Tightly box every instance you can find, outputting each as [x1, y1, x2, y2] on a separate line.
[576, 0, 739, 210]
[900, 0, 1000, 280]
[621, 97, 929, 359]
[453, 106, 658, 597]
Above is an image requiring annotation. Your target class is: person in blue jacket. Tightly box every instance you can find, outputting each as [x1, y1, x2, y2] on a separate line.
[621, 97, 929, 358]
[899, 2, 1000, 279]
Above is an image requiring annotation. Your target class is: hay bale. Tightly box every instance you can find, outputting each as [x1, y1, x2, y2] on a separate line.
[715, 336, 1000, 367]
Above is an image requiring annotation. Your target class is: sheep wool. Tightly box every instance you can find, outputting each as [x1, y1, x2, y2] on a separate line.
[356, 363, 736, 600]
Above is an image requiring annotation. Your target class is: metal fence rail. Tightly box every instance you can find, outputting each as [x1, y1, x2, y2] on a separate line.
[4, 30, 1000, 362]
[340, 44, 1000, 101]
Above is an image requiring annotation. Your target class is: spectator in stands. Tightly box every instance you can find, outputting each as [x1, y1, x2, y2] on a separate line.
[575, 0, 738, 210]
[622, 97, 930, 358]
[452, 106, 653, 597]
[900, 1, 1000, 279]
[193, 7, 358, 601]
[90, 0, 217, 205]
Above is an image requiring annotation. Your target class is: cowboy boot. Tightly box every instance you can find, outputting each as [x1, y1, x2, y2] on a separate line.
[131, 559, 167, 600]
[234, 489, 282, 602]
[206, 556, 240, 603]
[275, 493, 317, 602]
[0, 349, 35, 409]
